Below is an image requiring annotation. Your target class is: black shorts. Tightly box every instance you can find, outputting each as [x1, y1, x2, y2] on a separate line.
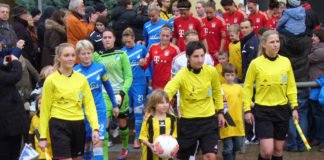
[49, 118, 86, 159]
[118, 109, 129, 119]
[254, 104, 291, 140]
[177, 115, 219, 159]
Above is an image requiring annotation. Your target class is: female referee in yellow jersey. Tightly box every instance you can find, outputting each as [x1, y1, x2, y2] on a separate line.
[243, 30, 299, 160]
[39, 43, 100, 160]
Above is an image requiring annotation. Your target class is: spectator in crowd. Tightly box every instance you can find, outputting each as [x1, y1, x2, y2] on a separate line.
[173, 0, 207, 52]
[160, 0, 172, 20]
[247, 0, 268, 34]
[240, 19, 259, 81]
[0, 55, 28, 160]
[0, 38, 24, 63]
[27, 13, 41, 70]
[302, 0, 320, 36]
[265, 0, 280, 30]
[42, 10, 67, 68]
[88, 15, 108, 52]
[278, 1, 286, 18]
[95, 3, 108, 17]
[278, 0, 311, 152]
[195, 0, 207, 19]
[277, 0, 306, 37]
[66, 0, 98, 47]
[0, 3, 18, 48]
[12, 5, 37, 67]
[36, 6, 56, 57]
[143, 4, 168, 48]
[111, 0, 149, 48]
[30, 9, 41, 26]
[244, 30, 298, 160]
[308, 29, 324, 152]
[203, 0, 226, 63]
[85, 6, 95, 23]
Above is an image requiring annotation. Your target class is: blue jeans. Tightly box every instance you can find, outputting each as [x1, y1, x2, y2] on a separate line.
[286, 89, 309, 150]
[310, 100, 324, 142]
[222, 136, 244, 160]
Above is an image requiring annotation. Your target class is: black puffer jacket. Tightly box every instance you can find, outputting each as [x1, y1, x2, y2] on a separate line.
[111, 5, 149, 48]
[13, 17, 37, 67]
[279, 34, 312, 82]
[0, 61, 28, 138]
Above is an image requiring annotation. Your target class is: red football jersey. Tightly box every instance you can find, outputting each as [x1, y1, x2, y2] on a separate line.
[202, 16, 226, 63]
[265, 15, 279, 30]
[173, 16, 206, 52]
[145, 43, 179, 89]
[223, 9, 246, 50]
[249, 11, 268, 34]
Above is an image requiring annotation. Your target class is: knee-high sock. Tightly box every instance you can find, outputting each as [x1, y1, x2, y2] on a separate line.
[93, 146, 104, 160]
[272, 155, 283, 160]
[103, 130, 109, 160]
[120, 126, 129, 149]
[134, 105, 144, 140]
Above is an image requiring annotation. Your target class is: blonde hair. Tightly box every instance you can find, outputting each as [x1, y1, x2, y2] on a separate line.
[75, 40, 94, 55]
[228, 24, 240, 33]
[53, 43, 74, 70]
[145, 89, 170, 114]
[122, 27, 135, 38]
[258, 30, 279, 56]
[39, 65, 53, 81]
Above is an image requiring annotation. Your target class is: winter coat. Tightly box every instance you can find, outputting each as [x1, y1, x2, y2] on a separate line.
[309, 42, 324, 81]
[66, 12, 94, 46]
[241, 32, 259, 81]
[111, 5, 149, 48]
[0, 61, 28, 138]
[279, 34, 311, 82]
[0, 21, 18, 48]
[42, 19, 67, 68]
[13, 17, 37, 66]
[277, 7, 306, 35]
[16, 56, 40, 102]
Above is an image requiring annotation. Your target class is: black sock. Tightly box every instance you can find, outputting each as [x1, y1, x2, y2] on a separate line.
[258, 154, 270, 160]
[272, 155, 283, 160]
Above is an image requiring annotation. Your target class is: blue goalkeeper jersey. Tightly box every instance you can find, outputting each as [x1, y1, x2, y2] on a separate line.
[74, 62, 117, 112]
[143, 18, 168, 48]
[121, 44, 148, 86]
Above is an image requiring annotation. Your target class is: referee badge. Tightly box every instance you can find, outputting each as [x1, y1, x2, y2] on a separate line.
[79, 92, 83, 100]
[282, 74, 287, 84]
[207, 87, 212, 96]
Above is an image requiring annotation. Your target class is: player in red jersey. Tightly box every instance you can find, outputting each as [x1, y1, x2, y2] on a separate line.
[140, 25, 180, 90]
[172, 0, 207, 52]
[247, 0, 268, 34]
[265, 0, 280, 30]
[202, 0, 226, 64]
[220, 0, 246, 50]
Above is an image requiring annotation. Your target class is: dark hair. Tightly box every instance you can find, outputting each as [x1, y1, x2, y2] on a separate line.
[241, 18, 254, 27]
[96, 15, 108, 26]
[118, 0, 132, 8]
[51, 10, 66, 25]
[220, 0, 234, 6]
[269, 0, 280, 9]
[177, 0, 191, 9]
[103, 28, 116, 37]
[222, 63, 237, 75]
[206, 0, 216, 10]
[186, 41, 206, 57]
[258, 26, 269, 36]
[313, 29, 324, 42]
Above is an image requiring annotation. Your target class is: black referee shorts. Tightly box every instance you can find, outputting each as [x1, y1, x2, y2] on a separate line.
[254, 104, 291, 140]
[177, 115, 219, 159]
[49, 118, 86, 159]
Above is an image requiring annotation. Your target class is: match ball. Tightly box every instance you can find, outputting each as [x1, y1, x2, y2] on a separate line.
[153, 134, 179, 158]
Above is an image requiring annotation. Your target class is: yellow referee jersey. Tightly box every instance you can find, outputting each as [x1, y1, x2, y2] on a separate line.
[39, 71, 99, 139]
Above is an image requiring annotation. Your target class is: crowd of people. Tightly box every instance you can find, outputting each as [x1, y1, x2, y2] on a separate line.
[0, 0, 323, 160]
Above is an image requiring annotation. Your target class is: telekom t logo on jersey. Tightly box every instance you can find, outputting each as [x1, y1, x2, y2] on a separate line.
[153, 56, 160, 63]
[179, 29, 185, 37]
